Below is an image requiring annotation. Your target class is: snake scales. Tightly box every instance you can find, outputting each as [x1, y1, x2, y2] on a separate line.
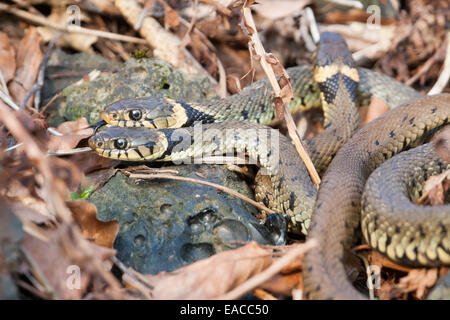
[89, 32, 449, 299]
[303, 94, 449, 299]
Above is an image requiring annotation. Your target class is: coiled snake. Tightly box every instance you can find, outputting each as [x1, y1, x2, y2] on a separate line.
[89, 32, 449, 299]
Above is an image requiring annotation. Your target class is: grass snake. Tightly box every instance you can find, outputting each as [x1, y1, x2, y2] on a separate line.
[89, 32, 449, 299]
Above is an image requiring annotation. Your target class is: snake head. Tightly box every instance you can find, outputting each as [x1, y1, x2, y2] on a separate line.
[314, 32, 354, 68]
[100, 97, 188, 129]
[89, 126, 168, 161]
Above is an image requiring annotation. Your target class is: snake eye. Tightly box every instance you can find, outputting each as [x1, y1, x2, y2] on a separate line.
[114, 138, 128, 149]
[129, 109, 142, 121]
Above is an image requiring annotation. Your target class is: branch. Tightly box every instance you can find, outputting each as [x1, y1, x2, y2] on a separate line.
[240, 4, 321, 188]
[0, 3, 148, 44]
[128, 172, 276, 214]
[428, 31, 450, 95]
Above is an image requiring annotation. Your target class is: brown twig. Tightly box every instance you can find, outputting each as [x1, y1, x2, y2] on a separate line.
[240, 3, 321, 188]
[0, 3, 148, 44]
[429, 31, 450, 95]
[20, 32, 61, 111]
[179, 0, 199, 49]
[0, 100, 123, 298]
[128, 172, 276, 214]
[47, 147, 92, 156]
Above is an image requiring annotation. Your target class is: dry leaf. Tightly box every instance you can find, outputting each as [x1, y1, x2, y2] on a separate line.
[163, 2, 180, 29]
[123, 241, 272, 299]
[21, 233, 90, 299]
[378, 276, 398, 300]
[0, 31, 16, 83]
[394, 268, 439, 299]
[417, 170, 450, 206]
[37, 6, 97, 52]
[47, 118, 93, 151]
[67, 199, 119, 249]
[83, 168, 118, 192]
[226, 74, 242, 94]
[10, 198, 54, 224]
[21, 228, 116, 299]
[8, 27, 42, 108]
[48, 157, 85, 193]
[253, 288, 277, 300]
[0, 204, 23, 299]
[82, 0, 121, 15]
[70, 151, 118, 175]
[259, 272, 302, 297]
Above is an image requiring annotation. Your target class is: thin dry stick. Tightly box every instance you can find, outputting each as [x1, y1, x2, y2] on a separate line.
[0, 88, 19, 110]
[128, 172, 276, 214]
[47, 147, 92, 156]
[355, 252, 375, 300]
[179, 0, 199, 49]
[0, 103, 123, 297]
[0, 3, 147, 44]
[217, 240, 316, 300]
[110, 256, 153, 299]
[304, 7, 320, 43]
[241, 5, 321, 188]
[325, 0, 363, 9]
[0, 69, 9, 94]
[4, 143, 23, 152]
[0, 89, 62, 136]
[429, 31, 450, 95]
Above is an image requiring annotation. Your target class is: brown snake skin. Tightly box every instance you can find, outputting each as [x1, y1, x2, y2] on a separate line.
[303, 94, 450, 299]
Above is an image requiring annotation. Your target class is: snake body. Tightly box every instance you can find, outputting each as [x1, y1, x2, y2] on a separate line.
[93, 33, 365, 235]
[303, 94, 450, 299]
[362, 143, 450, 267]
[89, 122, 317, 235]
[99, 65, 420, 129]
[90, 32, 449, 298]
